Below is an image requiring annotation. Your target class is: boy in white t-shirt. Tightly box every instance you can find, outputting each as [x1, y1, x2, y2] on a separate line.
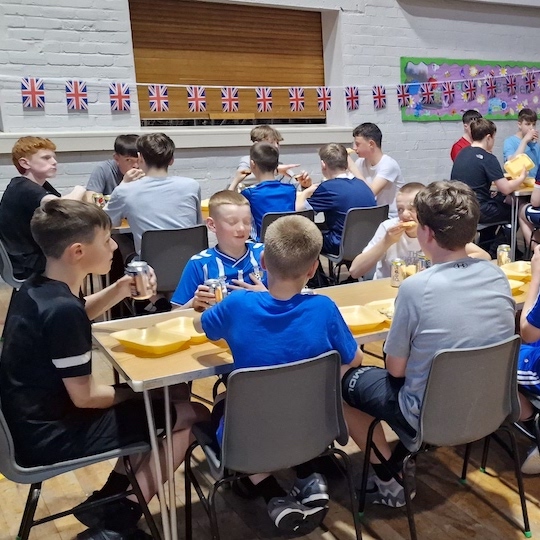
[349, 183, 490, 280]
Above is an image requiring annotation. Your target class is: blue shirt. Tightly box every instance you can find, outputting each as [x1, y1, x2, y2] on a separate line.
[242, 180, 296, 241]
[171, 243, 265, 306]
[503, 135, 540, 178]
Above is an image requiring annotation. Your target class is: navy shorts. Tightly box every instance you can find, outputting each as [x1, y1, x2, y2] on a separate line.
[342, 366, 416, 442]
[524, 204, 540, 226]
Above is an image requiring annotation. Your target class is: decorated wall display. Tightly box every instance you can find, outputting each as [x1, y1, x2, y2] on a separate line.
[400, 57, 540, 122]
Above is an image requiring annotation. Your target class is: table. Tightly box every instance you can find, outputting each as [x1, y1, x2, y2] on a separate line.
[511, 186, 533, 261]
[112, 218, 131, 235]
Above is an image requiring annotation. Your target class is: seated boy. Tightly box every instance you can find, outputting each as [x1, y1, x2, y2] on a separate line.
[198, 215, 362, 533]
[0, 199, 208, 536]
[0, 136, 86, 279]
[229, 142, 297, 241]
[349, 182, 490, 280]
[171, 190, 266, 310]
[503, 108, 540, 178]
[296, 143, 376, 255]
[342, 181, 515, 507]
[450, 109, 482, 162]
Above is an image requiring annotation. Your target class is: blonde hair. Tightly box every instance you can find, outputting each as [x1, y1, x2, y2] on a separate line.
[264, 216, 322, 280]
[319, 143, 348, 171]
[12, 136, 56, 174]
[208, 190, 249, 218]
[398, 182, 425, 195]
[250, 125, 283, 143]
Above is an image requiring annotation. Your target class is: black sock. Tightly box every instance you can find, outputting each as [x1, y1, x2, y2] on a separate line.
[98, 471, 131, 498]
[294, 462, 314, 480]
[255, 476, 287, 504]
[372, 463, 394, 482]
[390, 441, 409, 468]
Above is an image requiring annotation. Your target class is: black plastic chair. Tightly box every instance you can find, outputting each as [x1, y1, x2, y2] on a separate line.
[259, 209, 315, 242]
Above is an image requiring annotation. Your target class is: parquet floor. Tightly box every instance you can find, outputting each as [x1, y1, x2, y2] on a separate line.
[1, 282, 540, 539]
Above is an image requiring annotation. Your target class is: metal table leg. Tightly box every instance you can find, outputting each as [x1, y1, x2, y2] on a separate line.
[164, 386, 178, 540]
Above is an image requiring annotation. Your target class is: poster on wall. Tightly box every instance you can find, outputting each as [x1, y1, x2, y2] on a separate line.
[400, 57, 540, 122]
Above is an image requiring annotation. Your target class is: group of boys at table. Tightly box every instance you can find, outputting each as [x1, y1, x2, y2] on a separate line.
[3, 120, 540, 539]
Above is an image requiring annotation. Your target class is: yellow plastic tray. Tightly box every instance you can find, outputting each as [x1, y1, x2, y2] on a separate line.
[339, 305, 387, 332]
[364, 299, 395, 320]
[155, 317, 208, 344]
[110, 327, 190, 356]
[404, 264, 416, 277]
[523, 177, 536, 188]
[507, 279, 525, 294]
[500, 261, 531, 282]
[504, 154, 535, 178]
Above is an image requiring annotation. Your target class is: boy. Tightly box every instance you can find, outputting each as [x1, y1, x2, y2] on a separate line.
[349, 182, 490, 280]
[503, 108, 540, 177]
[229, 142, 297, 241]
[450, 109, 482, 162]
[199, 215, 363, 533]
[342, 181, 515, 508]
[348, 123, 404, 218]
[0, 136, 86, 279]
[105, 132, 203, 255]
[171, 190, 266, 310]
[0, 199, 208, 536]
[296, 143, 376, 255]
[86, 134, 144, 197]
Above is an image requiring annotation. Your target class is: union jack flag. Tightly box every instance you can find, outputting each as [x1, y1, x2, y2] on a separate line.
[372, 85, 386, 109]
[485, 77, 497, 99]
[317, 87, 332, 112]
[289, 87, 305, 112]
[524, 72, 536, 94]
[148, 84, 169, 112]
[506, 75, 517, 96]
[109, 82, 130, 112]
[21, 77, 45, 109]
[65, 80, 88, 111]
[187, 86, 206, 112]
[396, 84, 410, 108]
[221, 87, 239, 112]
[419, 82, 435, 105]
[255, 87, 272, 112]
[441, 81, 455, 106]
[345, 86, 360, 111]
[462, 79, 477, 102]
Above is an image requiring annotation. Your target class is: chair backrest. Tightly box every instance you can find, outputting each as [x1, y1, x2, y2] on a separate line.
[220, 351, 348, 474]
[0, 238, 25, 290]
[412, 335, 521, 452]
[260, 209, 315, 243]
[0, 398, 23, 482]
[338, 205, 389, 262]
[140, 226, 209, 293]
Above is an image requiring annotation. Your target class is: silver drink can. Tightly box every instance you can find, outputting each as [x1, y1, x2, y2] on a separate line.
[391, 258, 405, 288]
[497, 244, 511, 266]
[204, 278, 228, 305]
[125, 261, 153, 300]
[416, 253, 430, 273]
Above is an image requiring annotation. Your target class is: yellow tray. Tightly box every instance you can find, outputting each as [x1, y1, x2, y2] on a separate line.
[339, 305, 388, 332]
[364, 299, 395, 320]
[504, 154, 534, 178]
[155, 317, 208, 344]
[507, 278, 525, 294]
[405, 264, 416, 277]
[523, 177, 536, 188]
[500, 261, 532, 282]
[110, 327, 190, 356]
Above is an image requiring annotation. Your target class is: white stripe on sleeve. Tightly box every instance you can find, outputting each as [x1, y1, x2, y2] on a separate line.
[52, 351, 91, 369]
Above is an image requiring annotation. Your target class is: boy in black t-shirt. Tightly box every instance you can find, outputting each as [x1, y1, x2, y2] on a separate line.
[0, 199, 209, 536]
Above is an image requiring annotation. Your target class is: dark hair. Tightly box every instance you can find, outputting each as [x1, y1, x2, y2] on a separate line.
[31, 199, 111, 259]
[462, 110, 482, 125]
[352, 123, 383, 148]
[250, 125, 283, 143]
[250, 142, 279, 174]
[113, 134, 139, 157]
[415, 180, 479, 250]
[518, 108, 538, 124]
[136, 133, 175, 169]
[470, 118, 496, 141]
[319, 143, 348, 171]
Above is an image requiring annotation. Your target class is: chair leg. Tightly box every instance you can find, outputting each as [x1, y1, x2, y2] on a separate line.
[402, 454, 418, 540]
[358, 418, 380, 515]
[460, 443, 473, 483]
[184, 442, 197, 540]
[480, 435, 491, 472]
[17, 482, 41, 540]
[208, 479, 228, 540]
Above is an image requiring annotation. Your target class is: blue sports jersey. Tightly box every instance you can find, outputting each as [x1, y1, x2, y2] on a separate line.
[171, 243, 265, 306]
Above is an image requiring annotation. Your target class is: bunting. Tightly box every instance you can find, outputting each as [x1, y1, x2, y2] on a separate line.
[21, 77, 45, 109]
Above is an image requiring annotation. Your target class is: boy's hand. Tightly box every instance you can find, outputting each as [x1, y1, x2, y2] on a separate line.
[531, 245, 540, 277]
[228, 273, 267, 292]
[116, 266, 157, 299]
[192, 284, 215, 312]
[229, 169, 251, 190]
[296, 171, 312, 189]
[525, 129, 539, 144]
[122, 168, 145, 183]
[278, 163, 300, 177]
[384, 223, 408, 245]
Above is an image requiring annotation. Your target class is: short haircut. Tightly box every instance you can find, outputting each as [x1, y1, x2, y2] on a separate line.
[263, 215, 323, 280]
[415, 180, 479, 251]
[250, 142, 279, 174]
[114, 134, 139, 156]
[250, 125, 283, 143]
[319, 143, 348, 171]
[462, 109, 482, 125]
[31, 199, 111, 259]
[470, 118, 496, 141]
[208, 190, 250, 218]
[518, 108, 538, 124]
[136, 133, 175, 169]
[12, 136, 56, 174]
[398, 182, 425, 198]
[352, 122, 383, 148]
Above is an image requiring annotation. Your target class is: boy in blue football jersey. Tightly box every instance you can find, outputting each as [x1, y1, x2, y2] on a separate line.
[171, 190, 266, 310]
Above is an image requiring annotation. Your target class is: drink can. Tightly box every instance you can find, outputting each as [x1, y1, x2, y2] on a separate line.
[92, 193, 105, 208]
[104, 195, 111, 205]
[497, 244, 511, 266]
[391, 258, 405, 288]
[204, 278, 228, 305]
[416, 253, 430, 273]
[125, 261, 153, 300]
[300, 287, 315, 295]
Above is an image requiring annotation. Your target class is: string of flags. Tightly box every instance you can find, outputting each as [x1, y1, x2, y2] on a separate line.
[18, 70, 540, 113]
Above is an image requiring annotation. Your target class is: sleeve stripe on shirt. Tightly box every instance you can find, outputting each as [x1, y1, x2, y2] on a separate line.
[52, 351, 91, 369]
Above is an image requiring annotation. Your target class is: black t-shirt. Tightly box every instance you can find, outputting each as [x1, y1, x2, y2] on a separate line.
[0, 176, 61, 279]
[0, 275, 92, 466]
[450, 146, 504, 208]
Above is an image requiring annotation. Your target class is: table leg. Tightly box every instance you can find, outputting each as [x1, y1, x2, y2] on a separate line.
[164, 386, 178, 540]
[511, 195, 518, 261]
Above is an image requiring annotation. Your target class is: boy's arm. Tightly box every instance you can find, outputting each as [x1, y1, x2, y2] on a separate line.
[295, 183, 318, 210]
[464, 242, 491, 260]
[385, 354, 408, 378]
[41, 185, 86, 206]
[493, 167, 527, 195]
[347, 156, 365, 180]
[340, 347, 363, 377]
[229, 169, 250, 191]
[84, 275, 133, 320]
[63, 375, 134, 409]
[505, 133, 537, 162]
[521, 245, 540, 343]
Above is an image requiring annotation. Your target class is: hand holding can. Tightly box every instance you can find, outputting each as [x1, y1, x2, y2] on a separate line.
[125, 261, 153, 300]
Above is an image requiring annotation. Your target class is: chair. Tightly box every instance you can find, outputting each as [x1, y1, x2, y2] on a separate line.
[357, 335, 530, 540]
[0, 238, 25, 290]
[321, 205, 388, 285]
[0, 399, 162, 540]
[184, 351, 361, 540]
[140, 225, 209, 294]
[259, 209, 315, 242]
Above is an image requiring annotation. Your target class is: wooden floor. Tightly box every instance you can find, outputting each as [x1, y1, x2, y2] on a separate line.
[2, 282, 540, 539]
